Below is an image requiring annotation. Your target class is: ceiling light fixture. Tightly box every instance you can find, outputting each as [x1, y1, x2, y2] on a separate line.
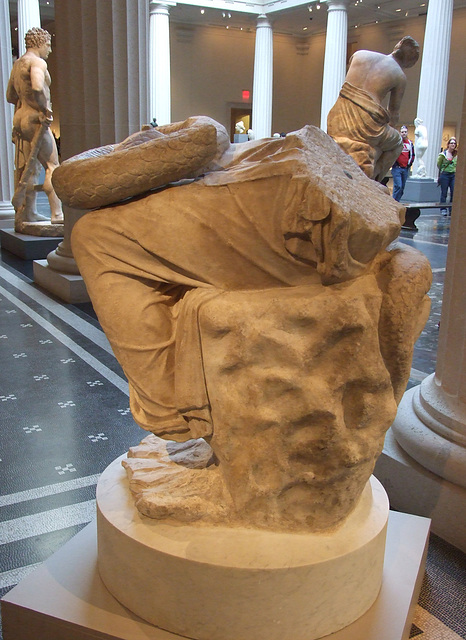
[200, 8, 204, 14]
[316, 3, 320, 8]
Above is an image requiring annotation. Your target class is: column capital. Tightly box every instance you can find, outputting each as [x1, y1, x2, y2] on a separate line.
[149, 1, 176, 16]
[326, 0, 350, 10]
[256, 14, 272, 28]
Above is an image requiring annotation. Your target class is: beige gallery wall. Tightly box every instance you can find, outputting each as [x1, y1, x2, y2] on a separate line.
[170, 7, 466, 141]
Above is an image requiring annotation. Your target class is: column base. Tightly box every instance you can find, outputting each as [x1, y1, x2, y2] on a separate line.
[374, 428, 466, 553]
[33, 259, 89, 303]
[0, 508, 430, 640]
[391, 382, 466, 487]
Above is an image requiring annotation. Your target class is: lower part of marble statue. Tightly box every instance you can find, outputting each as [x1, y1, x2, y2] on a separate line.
[124, 257, 431, 533]
[14, 190, 64, 236]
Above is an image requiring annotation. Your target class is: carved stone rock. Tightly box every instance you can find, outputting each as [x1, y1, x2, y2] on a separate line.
[123, 246, 431, 532]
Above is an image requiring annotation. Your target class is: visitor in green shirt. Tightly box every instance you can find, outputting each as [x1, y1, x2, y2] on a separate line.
[437, 138, 458, 216]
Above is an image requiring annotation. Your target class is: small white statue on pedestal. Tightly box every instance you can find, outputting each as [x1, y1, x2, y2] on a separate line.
[413, 117, 428, 177]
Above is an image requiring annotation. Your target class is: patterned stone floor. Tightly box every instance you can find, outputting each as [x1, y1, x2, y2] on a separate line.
[0, 204, 464, 640]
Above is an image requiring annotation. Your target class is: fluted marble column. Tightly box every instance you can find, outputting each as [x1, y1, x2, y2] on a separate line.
[415, 0, 453, 178]
[252, 14, 273, 141]
[383, 82, 466, 551]
[320, 0, 349, 132]
[17, 0, 41, 56]
[0, 0, 15, 223]
[149, 1, 173, 126]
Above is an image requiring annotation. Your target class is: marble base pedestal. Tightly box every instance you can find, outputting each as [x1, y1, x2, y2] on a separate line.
[402, 177, 440, 203]
[97, 458, 389, 640]
[33, 259, 89, 303]
[375, 428, 466, 553]
[0, 228, 62, 260]
[0, 509, 430, 640]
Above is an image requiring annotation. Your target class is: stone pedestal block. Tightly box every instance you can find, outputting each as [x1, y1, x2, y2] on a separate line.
[33, 259, 89, 303]
[401, 177, 441, 203]
[0, 509, 430, 640]
[0, 228, 62, 260]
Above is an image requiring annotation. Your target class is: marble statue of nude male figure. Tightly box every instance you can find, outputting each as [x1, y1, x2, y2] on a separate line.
[6, 27, 63, 231]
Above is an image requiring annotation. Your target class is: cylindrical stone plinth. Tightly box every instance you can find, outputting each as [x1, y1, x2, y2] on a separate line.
[46, 206, 86, 275]
[97, 456, 388, 640]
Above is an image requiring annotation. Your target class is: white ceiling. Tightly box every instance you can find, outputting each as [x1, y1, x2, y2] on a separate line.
[167, 0, 466, 37]
[8, 0, 466, 42]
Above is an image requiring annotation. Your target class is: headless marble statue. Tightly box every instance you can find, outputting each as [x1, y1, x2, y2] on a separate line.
[413, 117, 428, 177]
[327, 36, 420, 182]
[53, 116, 431, 532]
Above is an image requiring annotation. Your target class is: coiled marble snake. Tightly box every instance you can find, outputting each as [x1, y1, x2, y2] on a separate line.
[52, 116, 230, 210]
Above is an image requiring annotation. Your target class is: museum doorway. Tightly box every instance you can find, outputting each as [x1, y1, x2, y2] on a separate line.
[230, 107, 252, 142]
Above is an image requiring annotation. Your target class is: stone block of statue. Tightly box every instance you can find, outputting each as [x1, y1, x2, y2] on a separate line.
[53, 116, 431, 533]
[327, 36, 420, 182]
[6, 28, 64, 236]
[413, 117, 428, 177]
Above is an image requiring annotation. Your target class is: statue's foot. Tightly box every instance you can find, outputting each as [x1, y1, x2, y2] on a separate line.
[123, 435, 232, 524]
[51, 211, 64, 224]
[23, 211, 49, 223]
